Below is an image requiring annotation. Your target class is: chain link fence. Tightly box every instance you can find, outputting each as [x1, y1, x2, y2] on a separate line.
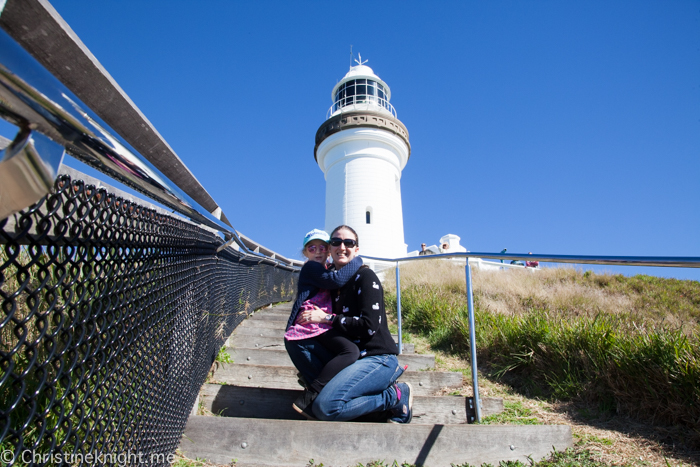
[0, 174, 297, 466]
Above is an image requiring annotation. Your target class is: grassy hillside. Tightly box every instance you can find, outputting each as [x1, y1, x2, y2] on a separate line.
[383, 261, 700, 440]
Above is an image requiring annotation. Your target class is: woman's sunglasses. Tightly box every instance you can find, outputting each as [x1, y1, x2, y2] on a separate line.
[306, 244, 328, 253]
[330, 238, 358, 248]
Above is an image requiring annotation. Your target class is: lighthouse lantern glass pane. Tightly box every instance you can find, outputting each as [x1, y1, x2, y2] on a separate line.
[334, 78, 393, 112]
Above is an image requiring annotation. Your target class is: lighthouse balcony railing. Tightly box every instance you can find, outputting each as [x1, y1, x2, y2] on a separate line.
[361, 251, 700, 423]
[0, 18, 301, 466]
[327, 94, 397, 119]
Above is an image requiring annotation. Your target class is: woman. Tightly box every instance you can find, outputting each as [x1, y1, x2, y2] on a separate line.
[295, 225, 413, 423]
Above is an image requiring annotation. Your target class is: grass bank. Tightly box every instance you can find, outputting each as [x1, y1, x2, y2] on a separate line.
[383, 261, 700, 440]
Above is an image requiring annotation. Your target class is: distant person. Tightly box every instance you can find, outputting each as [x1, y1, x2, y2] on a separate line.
[440, 243, 449, 253]
[418, 243, 433, 255]
[525, 252, 539, 268]
[284, 229, 363, 418]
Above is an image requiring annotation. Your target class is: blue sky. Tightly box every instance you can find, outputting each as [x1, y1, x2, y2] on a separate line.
[22, 1, 700, 279]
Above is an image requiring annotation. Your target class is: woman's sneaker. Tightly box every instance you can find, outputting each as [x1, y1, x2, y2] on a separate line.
[388, 382, 413, 424]
[292, 389, 318, 420]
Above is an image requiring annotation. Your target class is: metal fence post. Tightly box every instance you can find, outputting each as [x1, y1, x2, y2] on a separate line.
[465, 259, 482, 422]
[396, 261, 403, 355]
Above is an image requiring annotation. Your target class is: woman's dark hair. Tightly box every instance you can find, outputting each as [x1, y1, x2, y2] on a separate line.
[331, 225, 359, 246]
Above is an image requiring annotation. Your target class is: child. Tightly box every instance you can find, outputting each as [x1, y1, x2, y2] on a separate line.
[284, 229, 362, 419]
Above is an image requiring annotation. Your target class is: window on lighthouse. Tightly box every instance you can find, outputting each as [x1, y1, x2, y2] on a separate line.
[365, 206, 373, 224]
[334, 79, 390, 113]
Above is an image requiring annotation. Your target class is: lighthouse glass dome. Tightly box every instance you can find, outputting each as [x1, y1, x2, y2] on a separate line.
[327, 63, 397, 118]
[330, 79, 395, 117]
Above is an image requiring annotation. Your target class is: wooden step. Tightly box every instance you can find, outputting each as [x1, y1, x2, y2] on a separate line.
[181, 416, 573, 467]
[248, 310, 292, 320]
[201, 384, 502, 425]
[238, 319, 288, 329]
[226, 347, 435, 370]
[257, 302, 292, 310]
[228, 334, 415, 354]
[232, 326, 286, 338]
[212, 363, 463, 396]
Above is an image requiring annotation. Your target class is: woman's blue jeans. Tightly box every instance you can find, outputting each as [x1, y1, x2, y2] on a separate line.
[312, 354, 404, 421]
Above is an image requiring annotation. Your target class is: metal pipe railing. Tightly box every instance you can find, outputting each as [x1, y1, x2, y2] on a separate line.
[395, 262, 403, 355]
[363, 252, 700, 268]
[362, 252, 700, 423]
[465, 260, 481, 423]
[0, 28, 299, 272]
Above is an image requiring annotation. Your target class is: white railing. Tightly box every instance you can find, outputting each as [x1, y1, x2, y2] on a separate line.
[327, 95, 397, 119]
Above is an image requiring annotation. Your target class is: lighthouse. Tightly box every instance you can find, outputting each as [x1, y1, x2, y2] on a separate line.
[314, 56, 410, 259]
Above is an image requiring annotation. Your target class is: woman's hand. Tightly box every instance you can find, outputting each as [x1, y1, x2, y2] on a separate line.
[298, 305, 327, 324]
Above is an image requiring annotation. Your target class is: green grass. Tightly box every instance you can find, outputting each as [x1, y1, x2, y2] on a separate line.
[384, 262, 700, 441]
[175, 447, 618, 467]
[450, 447, 613, 466]
[480, 401, 541, 425]
[578, 271, 700, 325]
[574, 433, 615, 447]
[473, 309, 700, 421]
[269, 448, 617, 467]
[216, 346, 234, 363]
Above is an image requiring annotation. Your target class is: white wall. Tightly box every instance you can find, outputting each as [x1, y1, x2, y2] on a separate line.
[439, 234, 467, 253]
[317, 127, 409, 259]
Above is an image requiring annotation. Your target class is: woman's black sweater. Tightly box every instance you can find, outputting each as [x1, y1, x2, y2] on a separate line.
[329, 266, 398, 357]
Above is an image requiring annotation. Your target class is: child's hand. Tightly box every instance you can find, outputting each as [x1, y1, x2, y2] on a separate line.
[299, 306, 326, 324]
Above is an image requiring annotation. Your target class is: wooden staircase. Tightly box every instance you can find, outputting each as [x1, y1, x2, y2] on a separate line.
[179, 303, 572, 466]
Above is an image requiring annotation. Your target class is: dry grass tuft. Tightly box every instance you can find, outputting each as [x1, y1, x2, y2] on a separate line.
[386, 259, 699, 331]
[475, 267, 633, 318]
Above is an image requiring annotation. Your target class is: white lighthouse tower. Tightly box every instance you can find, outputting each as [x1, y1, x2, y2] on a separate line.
[314, 56, 410, 259]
